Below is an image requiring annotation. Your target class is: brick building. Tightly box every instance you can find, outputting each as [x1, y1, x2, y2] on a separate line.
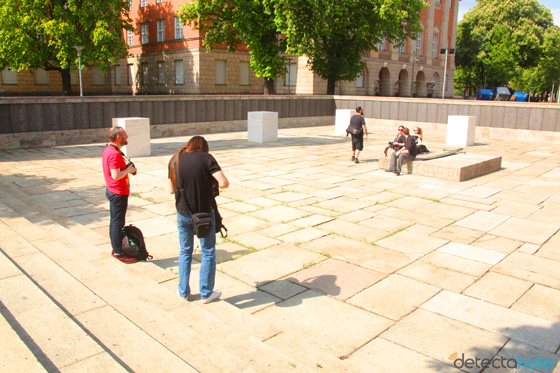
[0, 0, 460, 98]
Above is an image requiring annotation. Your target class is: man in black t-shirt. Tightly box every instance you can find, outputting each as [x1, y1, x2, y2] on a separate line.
[169, 136, 229, 304]
[346, 106, 368, 163]
[386, 127, 417, 176]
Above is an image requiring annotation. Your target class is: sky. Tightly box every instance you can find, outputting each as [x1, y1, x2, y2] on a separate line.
[458, 0, 560, 25]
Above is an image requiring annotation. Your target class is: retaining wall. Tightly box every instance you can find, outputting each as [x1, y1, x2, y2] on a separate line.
[1, 95, 559, 149]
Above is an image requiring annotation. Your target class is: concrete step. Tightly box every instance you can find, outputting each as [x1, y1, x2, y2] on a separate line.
[0, 183, 323, 371]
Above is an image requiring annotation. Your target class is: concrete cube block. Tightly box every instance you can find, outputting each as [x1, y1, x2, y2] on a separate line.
[248, 111, 278, 143]
[112, 117, 151, 157]
[446, 115, 476, 147]
[335, 109, 354, 135]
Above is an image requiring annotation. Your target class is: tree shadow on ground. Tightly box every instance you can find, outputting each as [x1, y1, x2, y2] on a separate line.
[424, 317, 560, 372]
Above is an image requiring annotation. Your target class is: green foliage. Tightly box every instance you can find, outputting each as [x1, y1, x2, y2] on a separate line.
[273, 0, 427, 94]
[0, 0, 133, 95]
[179, 0, 286, 94]
[455, 0, 554, 94]
[512, 26, 560, 98]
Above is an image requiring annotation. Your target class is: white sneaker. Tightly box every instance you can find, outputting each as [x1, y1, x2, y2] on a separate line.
[201, 290, 222, 304]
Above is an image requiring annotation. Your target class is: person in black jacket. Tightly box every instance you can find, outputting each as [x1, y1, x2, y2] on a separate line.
[346, 106, 368, 163]
[386, 127, 417, 176]
[169, 136, 229, 304]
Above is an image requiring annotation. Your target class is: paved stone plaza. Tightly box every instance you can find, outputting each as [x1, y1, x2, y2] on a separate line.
[1, 125, 560, 372]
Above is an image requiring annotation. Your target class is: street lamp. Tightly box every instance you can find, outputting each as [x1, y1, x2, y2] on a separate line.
[410, 51, 419, 97]
[73, 46, 84, 97]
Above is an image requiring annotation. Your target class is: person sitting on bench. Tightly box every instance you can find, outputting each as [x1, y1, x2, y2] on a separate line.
[385, 127, 417, 176]
[384, 126, 406, 157]
[412, 127, 429, 154]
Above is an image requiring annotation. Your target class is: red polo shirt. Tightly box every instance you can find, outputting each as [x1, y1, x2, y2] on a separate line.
[102, 145, 130, 195]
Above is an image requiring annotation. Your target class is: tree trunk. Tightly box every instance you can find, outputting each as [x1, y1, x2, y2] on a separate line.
[326, 79, 336, 95]
[264, 78, 275, 95]
[60, 69, 72, 96]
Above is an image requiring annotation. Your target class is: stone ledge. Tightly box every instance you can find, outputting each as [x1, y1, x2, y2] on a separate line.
[379, 153, 502, 182]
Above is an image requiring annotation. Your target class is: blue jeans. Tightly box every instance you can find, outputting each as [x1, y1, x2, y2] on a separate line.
[177, 211, 216, 299]
[106, 189, 128, 255]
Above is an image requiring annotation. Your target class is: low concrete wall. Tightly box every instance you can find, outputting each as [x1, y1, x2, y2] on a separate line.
[1, 95, 559, 148]
[335, 97, 560, 132]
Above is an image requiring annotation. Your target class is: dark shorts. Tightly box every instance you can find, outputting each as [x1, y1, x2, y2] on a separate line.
[351, 133, 364, 151]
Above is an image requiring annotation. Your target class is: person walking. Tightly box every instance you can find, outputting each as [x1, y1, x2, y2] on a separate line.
[386, 127, 417, 176]
[346, 106, 368, 163]
[169, 136, 229, 304]
[102, 126, 138, 263]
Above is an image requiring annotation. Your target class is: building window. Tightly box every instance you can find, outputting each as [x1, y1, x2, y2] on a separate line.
[35, 68, 48, 85]
[128, 64, 134, 85]
[175, 60, 184, 84]
[436, 0, 441, 6]
[156, 0, 163, 3]
[377, 36, 386, 52]
[356, 72, 364, 88]
[174, 17, 183, 39]
[157, 19, 165, 42]
[2, 66, 18, 85]
[141, 23, 148, 44]
[142, 63, 149, 85]
[285, 62, 297, 86]
[215, 60, 226, 85]
[115, 65, 121, 85]
[127, 30, 134, 46]
[432, 34, 439, 58]
[70, 71, 78, 85]
[240, 61, 250, 85]
[91, 67, 104, 85]
[140, 0, 147, 7]
[36, 28, 46, 42]
[128, 0, 132, 10]
[157, 62, 165, 85]
[416, 31, 423, 56]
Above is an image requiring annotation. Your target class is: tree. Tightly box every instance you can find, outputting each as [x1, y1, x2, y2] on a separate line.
[0, 0, 133, 95]
[179, 0, 286, 94]
[455, 0, 554, 94]
[512, 26, 560, 100]
[273, 0, 426, 94]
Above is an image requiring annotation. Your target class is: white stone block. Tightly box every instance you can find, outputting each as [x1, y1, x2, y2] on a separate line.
[248, 111, 278, 143]
[112, 117, 151, 157]
[335, 109, 355, 135]
[446, 115, 476, 147]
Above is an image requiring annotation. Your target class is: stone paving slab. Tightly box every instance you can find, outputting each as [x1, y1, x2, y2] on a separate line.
[511, 284, 560, 323]
[348, 338, 456, 372]
[463, 272, 533, 308]
[422, 290, 560, 352]
[437, 242, 507, 265]
[347, 274, 441, 321]
[303, 235, 416, 274]
[218, 243, 326, 286]
[381, 309, 508, 373]
[255, 289, 394, 358]
[286, 258, 386, 300]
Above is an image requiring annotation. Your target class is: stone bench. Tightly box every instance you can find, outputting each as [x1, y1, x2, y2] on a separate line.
[248, 111, 278, 143]
[378, 150, 502, 182]
[112, 117, 151, 157]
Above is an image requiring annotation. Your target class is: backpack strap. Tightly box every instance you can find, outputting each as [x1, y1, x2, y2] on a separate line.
[172, 153, 192, 215]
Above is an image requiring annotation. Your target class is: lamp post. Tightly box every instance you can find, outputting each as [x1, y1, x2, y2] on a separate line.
[410, 51, 419, 97]
[73, 46, 84, 97]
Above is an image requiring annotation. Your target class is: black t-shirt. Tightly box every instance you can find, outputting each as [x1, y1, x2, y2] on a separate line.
[405, 136, 418, 157]
[169, 151, 221, 215]
[349, 114, 365, 131]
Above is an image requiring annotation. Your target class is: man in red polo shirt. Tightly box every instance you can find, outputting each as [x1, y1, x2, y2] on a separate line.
[102, 127, 138, 263]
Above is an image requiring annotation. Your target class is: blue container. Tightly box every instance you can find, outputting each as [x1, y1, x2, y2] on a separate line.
[514, 92, 528, 102]
[476, 89, 493, 100]
[493, 87, 511, 101]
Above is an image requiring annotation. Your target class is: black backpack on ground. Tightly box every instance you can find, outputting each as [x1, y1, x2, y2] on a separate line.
[122, 225, 152, 260]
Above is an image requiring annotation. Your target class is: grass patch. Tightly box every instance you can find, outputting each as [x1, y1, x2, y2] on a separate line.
[302, 261, 316, 269]
[130, 192, 156, 203]
[320, 251, 332, 258]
